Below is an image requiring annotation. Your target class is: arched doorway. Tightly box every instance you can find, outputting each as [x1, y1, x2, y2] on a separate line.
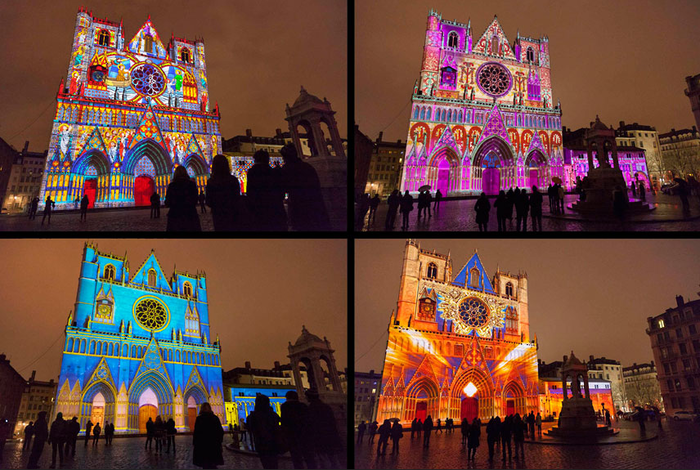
[503, 381, 526, 417]
[473, 137, 516, 195]
[296, 121, 315, 157]
[123, 139, 173, 205]
[128, 371, 174, 433]
[72, 150, 111, 208]
[405, 377, 440, 422]
[482, 152, 501, 196]
[182, 154, 209, 194]
[184, 383, 209, 433]
[134, 176, 155, 206]
[526, 150, 548, 190]
[83, 179, 97, 209]
[91, 392, 105, 428]
[138, 387, 158, 433]
[187, 396, 197, 431]
[81, 381, 116, 433]
[429, 147, 460, 196]
[416, 402, 428, 422]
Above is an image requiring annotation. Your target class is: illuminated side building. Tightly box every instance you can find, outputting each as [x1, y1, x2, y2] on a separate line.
[54, 243, 225, 434]
[401, 11, 563, 196]
[377, 240, 539, 426]
[40, 8, 221, 210]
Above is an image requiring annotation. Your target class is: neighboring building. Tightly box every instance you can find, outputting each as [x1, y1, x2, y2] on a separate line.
[365, 132, 405, 197]
[377, 240, 539, 426]
[2, 142, 48, 214]
[615, 122, 665, 189]
[53, 242, 226, 434]
[685, 74, 700, 132]
[563, 123, 650, 191]
[221, 129, 286, 193]
[0, 353, 26, 439]
[354, 369, 381, 427]
[40, 8, 221, 210]
[646, 294, 700, 416]
[13, 371, 57, 437]
[586, 356, 626, 412]
[623, 361, 663, 411]
[401, 11, 564, 196]
[354, 125, 374, 201]
[659, 127, 700, 180]
[0, 137, 20, 211]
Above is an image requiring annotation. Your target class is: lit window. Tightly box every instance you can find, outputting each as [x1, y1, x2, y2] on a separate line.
[148, 269, 157, 287]
[181, 48, 191, 63]
[183, 282, 193, 298]
[658, 319, 665, 329]
[98, 30, 110, 47]
[104, 264, 116, 281]
[426, 263, 438, 279]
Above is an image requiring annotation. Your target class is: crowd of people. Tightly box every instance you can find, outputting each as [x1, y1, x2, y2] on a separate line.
[359, 411, 545, 463]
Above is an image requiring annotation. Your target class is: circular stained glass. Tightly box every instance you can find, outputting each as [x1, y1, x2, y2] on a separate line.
[458, 297, 490, 329]
[131, 64, 165, 96]
[134, 297, 169, 331]
[92, 70, 105, 83]
[477, 63, 512, 97]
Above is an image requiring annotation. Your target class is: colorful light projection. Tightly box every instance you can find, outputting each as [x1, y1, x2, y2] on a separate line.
[539, 378, 614, 419]
[401, 11, 564, 196]
[377, 241, 540, 426]
[39, 8, 222, 210]
[53, 243, 226, 434]
[564, 147, 651, 192]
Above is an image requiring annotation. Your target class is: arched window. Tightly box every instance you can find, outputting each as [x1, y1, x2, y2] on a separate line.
[104, 264, 116, 281]
[181, 48, 191, 63]
[448, 31, 459, 49]
[80, 339, 86, 353]
[427, 108, 431, 120]
[491, 34, 499, 55]
[168, 350, 173, 361]
[183, 282, 193, 298]
[426, 262, 438, 279]
[469, 267, 480, 288]
[122, 344, 128, 357]
[414, 108, 420, 119]
[98, 30, 110, 47]
[186, 305, 200, 336]
[90, 341, 96, 355]
[131, 345, 137, 358]
[526, 47, 535, 63]
[67, 338, 74, 352]
[144, 34, 154, 53]
[108, 343, 113, 356]
[505, 282, 514, 298]
[420, 108, 425, 120]
[176, 350, 181, 362]
[148, 269, 157, 287]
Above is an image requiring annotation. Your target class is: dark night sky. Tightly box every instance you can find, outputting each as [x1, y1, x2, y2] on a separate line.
[356, 0, 700, 142]
[0, 239, 347, 382]
[356, 239, 700, 373]
[0, 0, 347, 152]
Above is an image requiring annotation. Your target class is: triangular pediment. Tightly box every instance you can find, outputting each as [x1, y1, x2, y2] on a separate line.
[476, 105, 511, 148]
[526, 130, 549, 157]
[81, 127, 108, 156]
[186, 133, 204, 157]
[132, 336, 172, 383]
[129, 104, 166, 150]
[128, 19, 167, 58]
[185, 365, 207, 394]
[85, 357, 116, 392]
[129, 251, 171, 291]
[452, 252, 495, 294]
[408, 354, 440, 389]
[433, 125, 459, 154]
[473, 17, 517, 60]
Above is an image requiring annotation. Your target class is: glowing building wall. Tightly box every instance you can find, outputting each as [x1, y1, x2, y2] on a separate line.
[54, 242, 225, 434]
[377, 240, 539, 425]
[401, 11, 564, 196]
[539, 378, 615, 419]
[40, 8, 222, 210]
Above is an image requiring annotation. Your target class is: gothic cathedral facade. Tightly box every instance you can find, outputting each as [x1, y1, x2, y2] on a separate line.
[377, 240, 539, 425]
[40, 8, 222, 210]
[54, 243, 225, 434]
[401, 11, 563, 196]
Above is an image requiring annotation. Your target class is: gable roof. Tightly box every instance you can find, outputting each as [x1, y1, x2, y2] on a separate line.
[452, 251, 495, 294]
[129, 251, 170, 290]
[472, 17, 517, 60]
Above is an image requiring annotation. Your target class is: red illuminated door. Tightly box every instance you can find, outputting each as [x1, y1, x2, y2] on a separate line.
[482, 168, 500, 195]
[461, 397, 479, 422]
[134, 175, 155, 206]
[416, 402, 427, 422]
[83, 179, 97, 209]
[506, 399, 515, 416]
[188, 407, 197, 431]
[529, 169, 539, 189]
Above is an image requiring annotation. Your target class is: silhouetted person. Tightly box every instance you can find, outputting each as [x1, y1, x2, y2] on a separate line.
[369, 195, 380, 222]
[515, 189, 529, 232]
[416, 419, 422, 438]
[193, 403, 224, 469]
[145, 417, 154, 449]
[557, 184, 565, 212]
[501, 415, 512, 461]
[41, 196, 55, 225]
[198, 190, 207, 213]
[166, 417, 176, 453]
[247, 395, 282, 469]
[306, 390, 342, 468]
[80, 194, 89, 221]
[677, 179, 691, 214]
[536, 412, 542, 436]
[434, 188, 443, 210]
[281, 390, 316, 469]
[385, 190, 401, 230]
[67, 416, 80, 456]
[105, 421, 114, 446]
[92, 422, 101, 446]
[27, 411, 48, 469]
[436, 418, 442, 434]
[357, 420, 367, 444]
[630, 180, 637, 198]
[475, 192, 490, 232]
[486, 416, 501, 461]
[29, 196, 39, 220]
[467, 418, 480, 460]
[23, 421, 34, 451]
[506, 188, 515, 227]
[494, 190, 508, 232]
[280, 144, 330, 231]
[638, 180, 646, 202]
[423, 415, 433, 448]
[206, 154, 242, 231]
[150, 191, 161, 218]
[247, 150, 287, 231]
[165, 165, 202, 231]
[513, 413, 525, 459]
[390, 420, 403, 455]
[530, 186, 543, 231]
[368, 421, 378, 445]
[400, 191, 413, 230]
[613, 186, 628, 221]
[461, 418, 469, 446]
[605, 409, 612, 427]
[155, 415, 166, 454]
[410, 418, 417, 439]
[547, 184, 555, 212]
[376, 419, 391, 456]
[84, 419, 93, 446]
[48, 411, 67, 468]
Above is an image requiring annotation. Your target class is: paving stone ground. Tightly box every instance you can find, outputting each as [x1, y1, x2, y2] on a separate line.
[358, 193, 700, 232]
[1, 435, 295, 469]
[354, 419, 700, 469]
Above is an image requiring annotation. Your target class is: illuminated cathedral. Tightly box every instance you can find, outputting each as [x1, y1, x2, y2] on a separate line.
[54, 243, 225, 434]
[401, 11, 564, 196]
[40, 8, 221, 210]
[377, 240, 539, 425]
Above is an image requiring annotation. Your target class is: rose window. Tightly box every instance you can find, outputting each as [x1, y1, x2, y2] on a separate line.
[134, 298, 168, 331]
[131, 64, 165, 96]
[459, 297, 490, 328]
[477, 63, 512, 97]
